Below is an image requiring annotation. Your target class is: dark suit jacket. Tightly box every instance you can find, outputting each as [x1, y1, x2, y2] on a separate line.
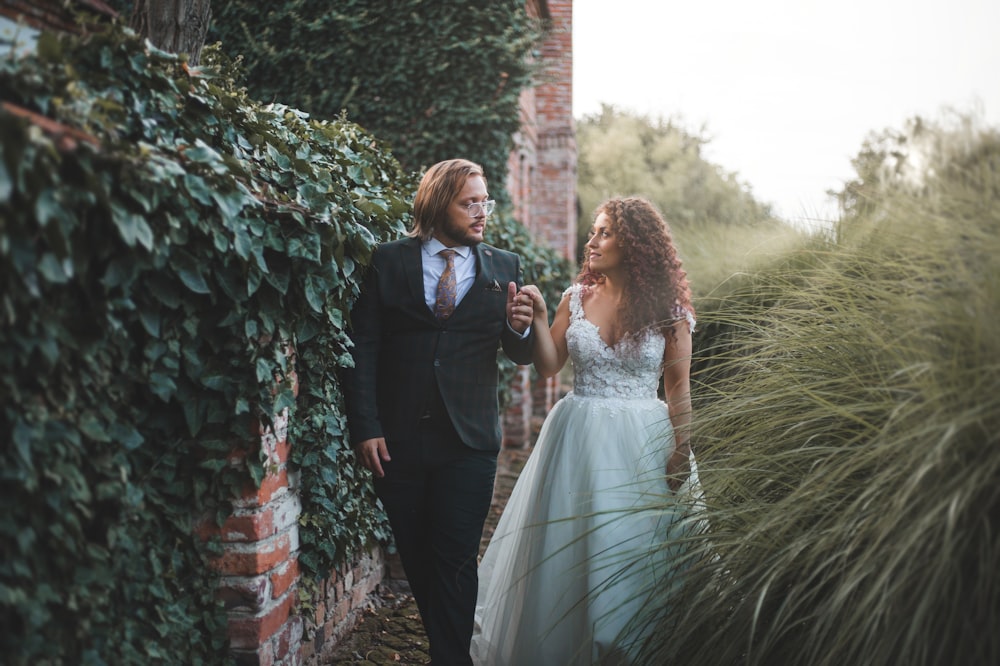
[342, 237, 533, 452]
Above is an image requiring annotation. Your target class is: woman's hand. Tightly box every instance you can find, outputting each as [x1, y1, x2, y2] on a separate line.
[666, 446, 690, 492]
[517, 284, 548, 325]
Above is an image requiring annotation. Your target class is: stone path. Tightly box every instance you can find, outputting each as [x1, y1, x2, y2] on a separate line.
[325, 445, 533, 665]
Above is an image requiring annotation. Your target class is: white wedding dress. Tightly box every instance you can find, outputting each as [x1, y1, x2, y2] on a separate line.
[471, 284, 700, 665]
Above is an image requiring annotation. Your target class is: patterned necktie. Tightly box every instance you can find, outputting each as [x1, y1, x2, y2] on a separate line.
[434, 249, 458, 321]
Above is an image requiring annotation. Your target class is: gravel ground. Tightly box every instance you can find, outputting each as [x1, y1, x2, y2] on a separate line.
[325, 445, 533, 665]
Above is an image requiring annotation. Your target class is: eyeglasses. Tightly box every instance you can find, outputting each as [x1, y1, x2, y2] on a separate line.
[462, 200, 496, 217]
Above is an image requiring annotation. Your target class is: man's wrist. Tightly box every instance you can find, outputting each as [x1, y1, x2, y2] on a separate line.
[507, 320, 531, 339]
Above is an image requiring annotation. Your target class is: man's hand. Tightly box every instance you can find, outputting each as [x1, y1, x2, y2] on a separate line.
[518, 284, 547, 321]
[355, 437, 391, 478]
[506, 282, 534, 334]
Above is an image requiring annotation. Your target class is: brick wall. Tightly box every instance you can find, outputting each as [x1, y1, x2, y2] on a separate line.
[13, 0, 579, 658]
[300, 547, 389, 664]
[532, 0, 578, 263]
[502, 0, 577, 448]
[197, 410, 304, 666]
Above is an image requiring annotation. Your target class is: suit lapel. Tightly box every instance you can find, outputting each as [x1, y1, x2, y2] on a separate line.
[472, 244, 493, 292]
[450, 245, 496, 320]
[400, 238, 431, 317]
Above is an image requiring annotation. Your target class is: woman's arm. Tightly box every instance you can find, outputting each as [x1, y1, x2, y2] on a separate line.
[663, 319, 693, 490]
[520, 286, 571, 379]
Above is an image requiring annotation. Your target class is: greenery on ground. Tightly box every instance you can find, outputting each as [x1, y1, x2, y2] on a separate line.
[631, 112, 1000, 666]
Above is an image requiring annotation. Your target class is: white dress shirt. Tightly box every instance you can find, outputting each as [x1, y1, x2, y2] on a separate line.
[420, 239, 530, 337]
[421, 239, 476, 309]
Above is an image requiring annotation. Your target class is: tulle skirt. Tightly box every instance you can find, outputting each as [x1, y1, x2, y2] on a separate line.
[471, 392, 701, 665]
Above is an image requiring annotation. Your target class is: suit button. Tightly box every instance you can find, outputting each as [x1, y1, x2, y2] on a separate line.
[434, 360, 440, 367]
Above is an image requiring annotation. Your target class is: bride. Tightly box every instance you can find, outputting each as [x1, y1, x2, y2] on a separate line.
[471, 196, 699, 665]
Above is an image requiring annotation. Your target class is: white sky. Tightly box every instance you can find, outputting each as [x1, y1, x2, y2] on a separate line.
[573, 0, 1000, 226]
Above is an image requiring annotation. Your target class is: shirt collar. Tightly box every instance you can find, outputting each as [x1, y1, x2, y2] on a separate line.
[423, 238, 472, 260]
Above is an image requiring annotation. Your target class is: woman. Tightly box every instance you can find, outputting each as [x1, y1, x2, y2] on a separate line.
[471, 197, 699, 665]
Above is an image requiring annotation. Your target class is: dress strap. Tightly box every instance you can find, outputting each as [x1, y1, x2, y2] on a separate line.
[565, 284, 585, 322]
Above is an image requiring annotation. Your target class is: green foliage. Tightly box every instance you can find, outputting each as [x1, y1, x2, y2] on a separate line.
[0, 24, 410, 662]
[210, 0, 573, 459]
[632, 115, 1000, 665]
[210, 0, 573, 419]
[210, 0, 544, 205]
[576, 106, 777, 262]
[484, 211, 575, 395]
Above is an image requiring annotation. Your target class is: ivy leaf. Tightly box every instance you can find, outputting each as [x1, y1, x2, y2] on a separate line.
[232, 224, 253, 260]
[109, 423, 145, 451]
[37, 253, 69, 284]
[110, 203, 154, 250]
[147, 273, 182, 308]
[34, 188, 61, 227]
[255, 357, 272, 383]
[211, 188, 251, 220]
[149, 372, 177, 401]
[273, 387, 295, 414]
[0, 157, 12, 203]
[183, 399, 205, 437]
[79, 413, 110, 442]
[139, 307, 161, 336]
[303, 275, 325, 313]
[183, 174, 214, 206]
[171, 251, 212, 295]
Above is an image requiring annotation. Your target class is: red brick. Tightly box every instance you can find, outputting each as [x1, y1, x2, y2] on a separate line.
[313, 600, 326, 627]
[232, 648, 274, 666]
[270, 557, 299, 599]
[218, 575, 270, 611]
[273, 614, 302, 659]
[332, 597, 351, 626]
[254, 468, 289, 504]
[212, 533, 291, 576]
[228, 590, 296, 650]
[219, 508, 275, 542]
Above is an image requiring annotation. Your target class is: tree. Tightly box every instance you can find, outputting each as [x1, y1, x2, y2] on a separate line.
[129, 0, 212, 65]
[577, 106, 774, 244]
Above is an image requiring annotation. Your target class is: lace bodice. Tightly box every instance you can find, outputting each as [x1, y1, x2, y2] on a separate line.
[565, 284, 669, 400]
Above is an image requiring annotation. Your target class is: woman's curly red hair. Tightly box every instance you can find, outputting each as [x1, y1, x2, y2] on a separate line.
[578, 197, 693, 343]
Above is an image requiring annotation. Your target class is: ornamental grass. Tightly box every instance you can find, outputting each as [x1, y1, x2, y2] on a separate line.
[629, 122, 1000, 666]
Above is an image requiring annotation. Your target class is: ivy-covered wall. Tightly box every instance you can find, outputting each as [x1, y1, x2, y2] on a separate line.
[210, 0, 543, 206]
[2, 3, 574, 660]
[0, 26, 409, 663]
[211, 0, 574, 571]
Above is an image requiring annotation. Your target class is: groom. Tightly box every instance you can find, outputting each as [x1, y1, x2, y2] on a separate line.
[342, 158, 535, 664]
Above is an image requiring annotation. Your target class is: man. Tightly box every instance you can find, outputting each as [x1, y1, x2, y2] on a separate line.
[342, 158, 535, 664]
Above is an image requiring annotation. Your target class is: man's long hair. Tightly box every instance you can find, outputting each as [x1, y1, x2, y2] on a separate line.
[409, 158, 487, 241]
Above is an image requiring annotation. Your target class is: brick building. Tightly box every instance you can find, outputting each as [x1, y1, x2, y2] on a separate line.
[509, 0, 578, 263]
[503, 0, 579, 448]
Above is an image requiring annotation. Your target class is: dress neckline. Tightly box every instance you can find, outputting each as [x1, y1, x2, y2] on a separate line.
[573, 285, 626, 351]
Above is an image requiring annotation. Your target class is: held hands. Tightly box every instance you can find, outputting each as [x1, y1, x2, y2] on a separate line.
[507, 282, 546, 333]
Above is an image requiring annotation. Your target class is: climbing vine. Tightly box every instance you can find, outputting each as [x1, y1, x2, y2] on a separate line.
[0, 26, 408, 662]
